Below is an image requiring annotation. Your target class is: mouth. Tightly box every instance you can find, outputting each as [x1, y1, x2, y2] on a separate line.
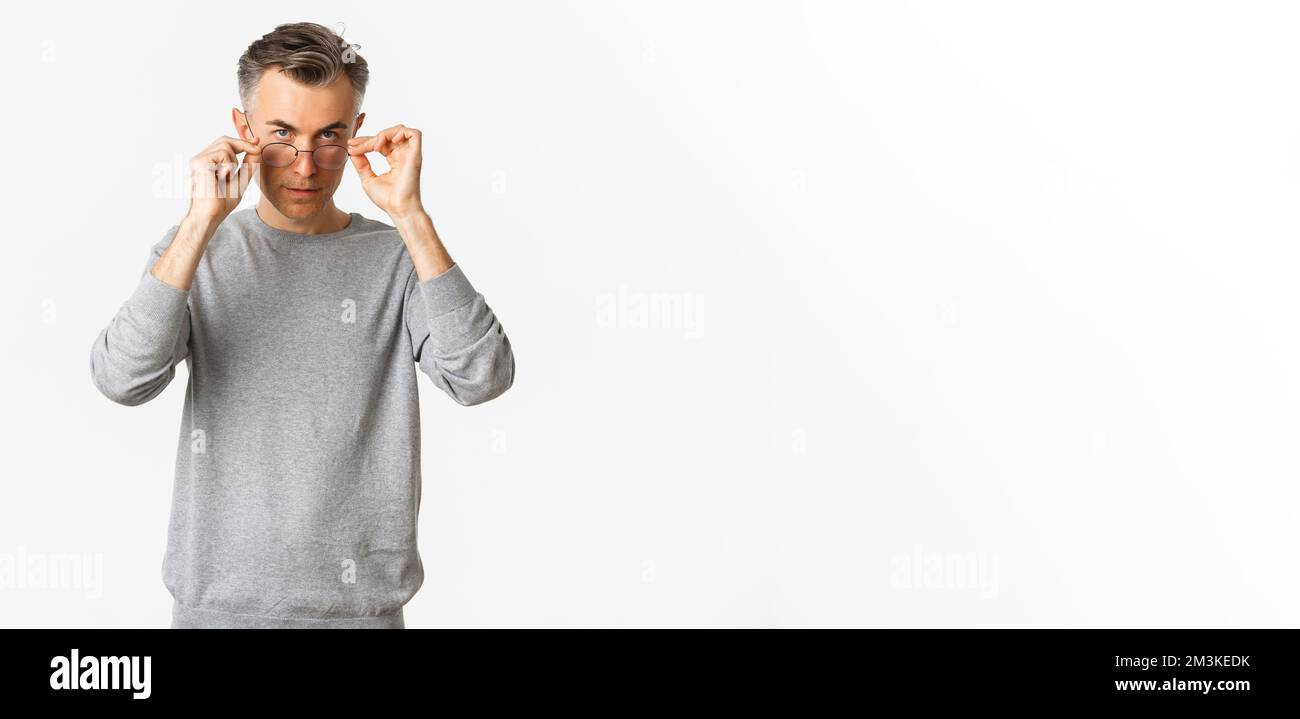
[285, 187, 320, 198]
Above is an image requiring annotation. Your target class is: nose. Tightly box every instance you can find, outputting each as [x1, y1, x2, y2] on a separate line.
[292, 146, 317, 176]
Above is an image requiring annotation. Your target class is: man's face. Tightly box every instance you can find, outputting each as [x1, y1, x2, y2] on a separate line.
[238, 68, 363, 219]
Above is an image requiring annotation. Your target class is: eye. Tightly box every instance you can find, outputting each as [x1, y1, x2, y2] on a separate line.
[322, 130, 337, 140]
[273, 129, 290, 138]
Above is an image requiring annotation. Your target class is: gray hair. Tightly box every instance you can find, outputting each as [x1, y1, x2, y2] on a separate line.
[237, 22, 369, 115]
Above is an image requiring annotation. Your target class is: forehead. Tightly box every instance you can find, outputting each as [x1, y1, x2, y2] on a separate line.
[250, 67, 355, 122]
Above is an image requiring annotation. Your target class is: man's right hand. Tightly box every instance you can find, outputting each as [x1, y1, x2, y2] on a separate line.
[148, 137, 260, 292]
[186, 136, 260, 226]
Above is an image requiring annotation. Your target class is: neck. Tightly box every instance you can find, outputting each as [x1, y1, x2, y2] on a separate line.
[255, 197, 351, 235]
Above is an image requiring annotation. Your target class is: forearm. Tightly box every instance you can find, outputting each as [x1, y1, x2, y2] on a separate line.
[393, 209, 455, 281]
[151, 213, 217, 291]
[407, 261, 515, 406]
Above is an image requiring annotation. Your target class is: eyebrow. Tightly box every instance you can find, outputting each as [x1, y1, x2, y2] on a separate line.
[264, 118, 350, 134]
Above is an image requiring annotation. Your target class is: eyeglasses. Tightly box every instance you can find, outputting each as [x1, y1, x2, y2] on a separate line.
[243, 110, 355, 170]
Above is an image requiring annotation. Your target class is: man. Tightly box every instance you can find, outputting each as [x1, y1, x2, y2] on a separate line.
[88, 22, 516, 628]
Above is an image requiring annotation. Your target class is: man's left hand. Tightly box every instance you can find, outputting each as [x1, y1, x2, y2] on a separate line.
[348, 124, 425, 221]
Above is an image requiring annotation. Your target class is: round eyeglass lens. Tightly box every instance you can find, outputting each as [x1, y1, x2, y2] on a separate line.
[313, 145, 347, 169]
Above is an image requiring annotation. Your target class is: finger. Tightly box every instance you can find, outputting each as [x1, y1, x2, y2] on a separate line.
[358, 133, 391, 160]
[378, 127, 419, 163]
[191, 159, 218, 200]
[348, 134, 389, 155]
[215, 162, 238, 198]
[347, 135, 374, 154]
[215, 136, 261, 157]
[203, 146, 238, 163]
[390, 126, 420, 144]
[350, 125, 406, 152]
[391, 128, 421, 159]
[349, 151, 377, 181]
[376, 124, 406, 142]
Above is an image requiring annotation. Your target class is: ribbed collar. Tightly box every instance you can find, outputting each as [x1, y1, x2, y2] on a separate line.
[247, 206, 361, 240]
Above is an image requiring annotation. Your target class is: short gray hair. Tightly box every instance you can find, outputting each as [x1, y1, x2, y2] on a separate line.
[237, 22, 369, 115]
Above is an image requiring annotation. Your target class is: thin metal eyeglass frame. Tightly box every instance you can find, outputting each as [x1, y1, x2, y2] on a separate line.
[242, 109, 357, 170]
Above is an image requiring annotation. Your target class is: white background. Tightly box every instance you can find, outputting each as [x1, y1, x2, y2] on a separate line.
[1, 0, 1297, 627]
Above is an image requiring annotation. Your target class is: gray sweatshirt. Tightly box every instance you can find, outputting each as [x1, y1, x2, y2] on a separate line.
[89, 208, 515, 628]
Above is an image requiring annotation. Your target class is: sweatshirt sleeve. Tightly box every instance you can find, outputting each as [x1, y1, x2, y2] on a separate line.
[89, 226, 193, 406]
[403, 262, 515, 406]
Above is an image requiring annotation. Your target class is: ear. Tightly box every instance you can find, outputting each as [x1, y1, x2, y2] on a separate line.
[353, 111, 366, 138]
[233, 107, 255, 142]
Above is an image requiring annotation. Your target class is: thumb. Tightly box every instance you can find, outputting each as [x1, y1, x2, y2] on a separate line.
[350, 152, 377, 181]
